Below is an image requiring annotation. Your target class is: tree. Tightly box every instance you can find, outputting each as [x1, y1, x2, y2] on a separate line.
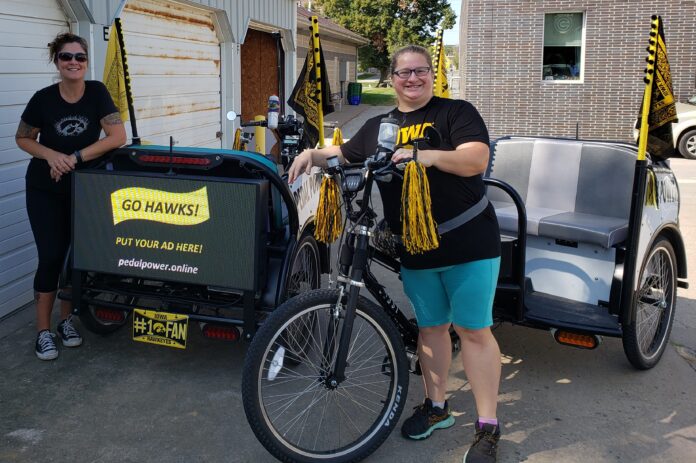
[313, 0, 456, 82]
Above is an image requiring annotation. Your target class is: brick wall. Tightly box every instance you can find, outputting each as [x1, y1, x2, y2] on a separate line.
[460, 0, 696, 141]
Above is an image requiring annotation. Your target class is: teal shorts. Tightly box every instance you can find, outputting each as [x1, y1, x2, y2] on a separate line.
[401, 257, 501, 329]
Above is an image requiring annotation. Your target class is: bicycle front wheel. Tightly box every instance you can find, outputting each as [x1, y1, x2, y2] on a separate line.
[242, 289, 409, 463]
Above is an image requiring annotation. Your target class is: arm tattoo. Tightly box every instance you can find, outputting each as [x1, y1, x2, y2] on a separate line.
[16, 120, 40, 140]
[101, 112, 123, 126]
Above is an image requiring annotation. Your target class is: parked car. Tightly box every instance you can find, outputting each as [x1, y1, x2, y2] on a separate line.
[674, 98, 696, 159]
[634, 96, 696, 159]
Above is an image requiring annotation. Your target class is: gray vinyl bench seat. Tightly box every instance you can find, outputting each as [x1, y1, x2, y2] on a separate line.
[487, 137, 637, 248]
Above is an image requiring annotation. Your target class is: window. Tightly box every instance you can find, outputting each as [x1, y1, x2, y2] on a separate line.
[543, 12, 584, 81]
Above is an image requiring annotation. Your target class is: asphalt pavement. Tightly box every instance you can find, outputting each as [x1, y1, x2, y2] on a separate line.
[1, 110, 695, 463]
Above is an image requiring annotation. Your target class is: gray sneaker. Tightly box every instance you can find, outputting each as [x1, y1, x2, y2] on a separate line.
[464, 421, 500, 462]
[57, 315, 82, 347]
[35, 330, 58, 360]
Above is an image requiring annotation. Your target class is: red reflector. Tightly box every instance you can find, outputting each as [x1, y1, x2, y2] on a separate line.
[202, 324, 240, 341]
[94, 307, 126, 322]
[138, 154, 211, 166]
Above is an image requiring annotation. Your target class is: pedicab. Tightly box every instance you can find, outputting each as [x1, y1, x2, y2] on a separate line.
[64, 112, 329, 347]
[238, 127, 688, 463]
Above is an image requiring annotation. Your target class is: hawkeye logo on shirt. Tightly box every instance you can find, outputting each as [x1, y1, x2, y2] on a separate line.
[55, 116, 89, 137]
[110, 187, 210, 226]
[397, 122, 434, 147]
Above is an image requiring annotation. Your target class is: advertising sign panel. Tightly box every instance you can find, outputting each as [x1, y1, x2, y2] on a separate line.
[73, 171, 268, 291]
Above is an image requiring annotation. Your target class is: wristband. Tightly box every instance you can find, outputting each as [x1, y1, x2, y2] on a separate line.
[73, 150, 83, 164]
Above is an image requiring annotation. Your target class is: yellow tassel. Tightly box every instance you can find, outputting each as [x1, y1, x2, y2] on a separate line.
[645, 169, 658, 207]
[233, 128, 242, 151]
[332, 127, 344, 146]
[315, 175, 343, 243]
[401, 161, 439, 254]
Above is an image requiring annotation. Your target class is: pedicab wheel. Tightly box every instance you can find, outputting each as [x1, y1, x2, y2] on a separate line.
[242, 289, 409, 463]
[283, 234, 321, 365]
[79, 293, 130, 335]
[285, 234, 321, 298]
[622, 238, 677, 370]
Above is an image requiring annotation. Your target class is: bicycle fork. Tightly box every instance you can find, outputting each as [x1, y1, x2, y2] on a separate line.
[329, 226, 371, 384]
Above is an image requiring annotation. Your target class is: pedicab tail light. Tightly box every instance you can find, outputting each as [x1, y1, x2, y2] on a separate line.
[94, 307, 126, 322]
[552, 329, 601, 350]
[138, 154, 212, 166]
[201, 323, 240, 341]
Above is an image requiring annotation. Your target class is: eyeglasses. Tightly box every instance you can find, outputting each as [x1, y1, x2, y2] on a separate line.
[57, 52, 88, 63]
[392, 66, 431, 79]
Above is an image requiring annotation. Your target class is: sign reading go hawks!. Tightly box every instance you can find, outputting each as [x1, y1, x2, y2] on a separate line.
[73, 171, 269, 291]
[110, 186, 210, 225]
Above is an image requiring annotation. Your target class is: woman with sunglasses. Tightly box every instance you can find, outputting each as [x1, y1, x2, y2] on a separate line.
[15, 33, 126, 361]
[288, 45, 502, 462]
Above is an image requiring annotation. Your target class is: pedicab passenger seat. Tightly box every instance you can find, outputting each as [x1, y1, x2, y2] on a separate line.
[486, 137, 637, 248]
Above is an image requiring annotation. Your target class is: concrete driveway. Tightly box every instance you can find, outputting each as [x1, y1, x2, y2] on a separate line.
[1, 151, 694, 463]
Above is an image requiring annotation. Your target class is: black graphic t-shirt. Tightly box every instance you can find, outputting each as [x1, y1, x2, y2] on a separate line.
[341, 96, 500, 269]
[21, 80, 117, 194]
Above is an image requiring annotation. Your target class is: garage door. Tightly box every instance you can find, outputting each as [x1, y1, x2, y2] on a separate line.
[0, 0, 69, 318]
[121, 0, 222, 148]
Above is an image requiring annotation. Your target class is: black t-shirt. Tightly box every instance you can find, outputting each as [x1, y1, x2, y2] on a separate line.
[21, 80, 117, 194]
[341, 96, 500, 269]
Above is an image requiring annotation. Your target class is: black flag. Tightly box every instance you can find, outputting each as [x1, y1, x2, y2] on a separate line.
[288, 35, 334, 148]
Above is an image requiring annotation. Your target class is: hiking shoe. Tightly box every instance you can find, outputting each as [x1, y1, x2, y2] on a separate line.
[35, 330, 58, 360]
[463, 421, 501, 462]
[401, 398, 455, 440]
[57, 315, 82, 347]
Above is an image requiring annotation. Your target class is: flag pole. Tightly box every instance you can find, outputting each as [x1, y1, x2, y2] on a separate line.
[621, 15, 661, 321]
[433, 29, 442, 94]
[114, 18, 140, 144]
[310, 16, 325, 148]
[637, 16, 660, 161]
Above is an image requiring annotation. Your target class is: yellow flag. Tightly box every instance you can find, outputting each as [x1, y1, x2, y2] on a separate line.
[103, 21, 129, 122]
[433, 29, 450, 98]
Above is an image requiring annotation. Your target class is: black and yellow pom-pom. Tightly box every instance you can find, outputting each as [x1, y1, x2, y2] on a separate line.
[401, 161, 439, 254]
[315, 175, 343, 243]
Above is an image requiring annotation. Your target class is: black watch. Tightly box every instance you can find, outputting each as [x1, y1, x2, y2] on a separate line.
[73, 150, 83, 164]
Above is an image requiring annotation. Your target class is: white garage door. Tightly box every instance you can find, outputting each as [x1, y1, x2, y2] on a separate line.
[121, 0, 222, 148]
[0, 0, 69, 318]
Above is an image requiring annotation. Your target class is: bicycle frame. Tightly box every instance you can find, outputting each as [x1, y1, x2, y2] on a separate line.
[323, 157, 452, 382]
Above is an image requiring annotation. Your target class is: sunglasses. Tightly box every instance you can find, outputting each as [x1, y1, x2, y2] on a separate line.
[57, 52, 88, 62]
[392, 66, 431, 79]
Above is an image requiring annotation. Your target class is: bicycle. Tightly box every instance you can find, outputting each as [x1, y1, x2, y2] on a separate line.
[241, 129, 457, 462]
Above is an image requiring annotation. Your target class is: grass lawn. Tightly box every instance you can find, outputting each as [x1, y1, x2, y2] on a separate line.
[358, 79, 396, 105]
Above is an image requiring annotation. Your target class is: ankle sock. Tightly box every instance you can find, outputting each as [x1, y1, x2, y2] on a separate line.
[431, 400, 446, 410]
[478, 417, 498, 426]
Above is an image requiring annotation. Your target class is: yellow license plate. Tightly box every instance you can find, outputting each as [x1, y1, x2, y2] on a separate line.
[132, 309, 188, 349]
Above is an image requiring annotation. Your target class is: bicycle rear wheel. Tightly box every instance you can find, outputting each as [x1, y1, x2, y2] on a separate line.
[242, 289, 409, 463]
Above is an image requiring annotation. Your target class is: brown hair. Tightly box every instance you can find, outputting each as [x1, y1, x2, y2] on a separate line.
[48, 33, 88, 64]
[390, 45, 433, 75]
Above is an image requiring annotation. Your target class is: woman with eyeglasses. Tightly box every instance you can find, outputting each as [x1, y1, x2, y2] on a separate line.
[288, 45, 502, 462]
[15, 33, 126, 361]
